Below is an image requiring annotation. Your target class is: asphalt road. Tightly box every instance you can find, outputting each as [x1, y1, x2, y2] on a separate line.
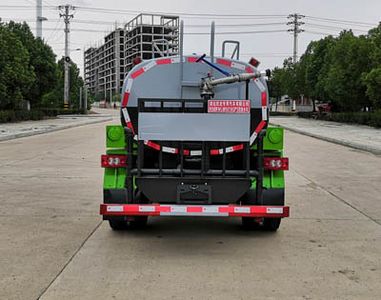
[0, 117, 380, 299]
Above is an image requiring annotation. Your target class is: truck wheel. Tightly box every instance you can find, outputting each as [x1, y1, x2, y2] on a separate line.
[109, 219, 129, 230]
[263, 218, 281, 231]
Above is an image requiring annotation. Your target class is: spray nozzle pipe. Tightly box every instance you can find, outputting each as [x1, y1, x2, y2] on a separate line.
[196, 54, 231, 77]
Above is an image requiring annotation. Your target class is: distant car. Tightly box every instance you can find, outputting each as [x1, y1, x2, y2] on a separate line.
[317, 103, 332, 113]
[99, 100, 107, 108]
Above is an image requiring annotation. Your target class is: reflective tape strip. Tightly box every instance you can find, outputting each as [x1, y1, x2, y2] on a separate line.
[183, 149, 190, 156]
[255, 120, 267, 134]
[127, 122, 134, 133]
[121, 107, 130, 122]
[121, 92, 130, 107]
[261, 91, 268, 120]
[262, 107, 268, 121]
[216, 58, 232, 67]
[210, 149, 221, 156]
[143, 60, 157, 71]
[261, 92, 267, 106]
[131, 68, 144, 79]
[160, 205, 186, 216]
[187, 56, 198, 63]
[210, 144, 244, 156]
[160, 205, 229, 216]
[144, 140, 161, 151]
[267, 207, 283, 214]
[101, 204, 289, 217]
[156, 58, 172, 65]
[232, 144, 244, 152]
[256, 79, 267, 92]
[125, 79, 133, 92]
[139, 205, 156, 212]
[162, 146, 178, 154]
[234, 206, 251, 214]
[250, 132, 258, 145]
[231, 61, 246, 71]
[107, 205, 123, 212]
[245, 66, 254, 73]
[250, 121, 267, 145]
[190, 150, 202, 156]
[171, 57, 181, 64]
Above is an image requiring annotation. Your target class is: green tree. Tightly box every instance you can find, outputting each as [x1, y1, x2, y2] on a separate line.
[6, 21, 57, 108]
[363, 67, 381, 109]
[0, 24, 34, 110]
[323, 31, 373, 111]
[42, 58, 84, 109]
[304, 36, 335, 105]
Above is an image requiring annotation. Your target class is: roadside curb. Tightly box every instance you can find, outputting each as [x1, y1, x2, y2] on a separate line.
[270, 123, 381, 156]
[0, 117, 113, 142]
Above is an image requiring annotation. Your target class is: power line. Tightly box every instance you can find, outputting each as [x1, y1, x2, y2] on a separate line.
[304, 30, 338, 37]
[184, 29, 286, 35]
[11, 18, 286, 28]
[187, 22, 286, 28]
[0, 5, 55, 9]
[304, 15, 377, 27]
[34, 27, 287, 35]
[76, 6, 287, 18]
[305, 22, 368, 33]
[45, 18, 63, 42]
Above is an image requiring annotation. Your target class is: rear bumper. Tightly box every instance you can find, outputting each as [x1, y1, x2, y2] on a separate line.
[100, 204, 289, 218]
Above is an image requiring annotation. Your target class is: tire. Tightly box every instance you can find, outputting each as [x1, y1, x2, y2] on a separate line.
[263, 218, 281, 232]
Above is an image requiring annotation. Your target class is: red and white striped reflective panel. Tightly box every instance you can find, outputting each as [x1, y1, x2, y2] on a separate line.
[100, 204, 289, 217]
[208, 100, 250, 114]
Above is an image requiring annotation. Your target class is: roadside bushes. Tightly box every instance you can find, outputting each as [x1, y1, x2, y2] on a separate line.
[269, 111, 296, 116]
[0, 110, 46, 123]
[297, 111, 381, 128]
[0, 108, 90, 123]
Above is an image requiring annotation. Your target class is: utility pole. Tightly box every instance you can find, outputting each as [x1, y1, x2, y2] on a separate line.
[84, 86, 88, 114]
[36, 0, 42, 38]
[36, 0, 47, 38]
[287, 13, 305, 63]
[79, 86, 83, 110]
[59, 4, 75, 110]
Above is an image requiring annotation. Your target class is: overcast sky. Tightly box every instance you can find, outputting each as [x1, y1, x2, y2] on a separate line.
[2, 0, 381, 75]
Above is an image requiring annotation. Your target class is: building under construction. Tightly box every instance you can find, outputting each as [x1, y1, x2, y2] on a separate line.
[84, 14, 179, 100]
[84, 28, 125, 98]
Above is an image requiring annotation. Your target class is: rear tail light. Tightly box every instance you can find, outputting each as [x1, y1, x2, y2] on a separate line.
[249, 57, 260, 67]
[263, 157, 289, 170]
[101, 155, 127, 168]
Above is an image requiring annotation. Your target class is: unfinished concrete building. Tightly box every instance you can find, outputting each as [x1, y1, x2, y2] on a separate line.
[84, 28, 125, 99]
[84, 14, 179, 99]
[124, 14, 179, 72]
